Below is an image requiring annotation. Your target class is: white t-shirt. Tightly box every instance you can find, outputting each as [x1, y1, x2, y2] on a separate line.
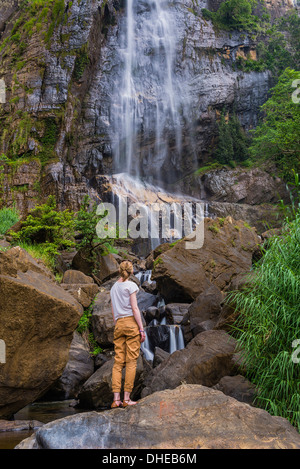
[110, 279, 139, 321]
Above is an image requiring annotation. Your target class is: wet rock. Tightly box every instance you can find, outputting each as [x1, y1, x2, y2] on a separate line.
[42, 332, 95, 401]
[153, 347, 170, 368]
[0, 420, 43, 433]
[164, 303, 190, 325]
[151, 217, 260, 303]
[16, 384, 300, 449]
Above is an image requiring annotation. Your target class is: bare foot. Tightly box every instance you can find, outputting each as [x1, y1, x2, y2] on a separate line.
[123, 399, 137, 406]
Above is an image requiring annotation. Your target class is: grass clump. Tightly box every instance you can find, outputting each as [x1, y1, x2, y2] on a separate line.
[228, 202, 300, 429]
[0, 207, 20, 235]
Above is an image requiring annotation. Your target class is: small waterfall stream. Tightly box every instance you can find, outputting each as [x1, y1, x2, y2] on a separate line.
[140, 313, 185, 362]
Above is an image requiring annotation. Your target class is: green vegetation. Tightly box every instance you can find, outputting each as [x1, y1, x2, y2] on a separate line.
[202, 0, 268, 32]
[73, 44, 90, 81]
[228, 202, 300, 430]
[6, 195, 120, 275]
[77, 299, 103, 356]
[249, 68, 300, 182]
[9, 195, 75, 257]
[236, 13, 300, 77]
[0, 207, 20, 235]
[215, 113, 249, 165]
[75, 195, 118, 261]
[17, 241, 57, 271]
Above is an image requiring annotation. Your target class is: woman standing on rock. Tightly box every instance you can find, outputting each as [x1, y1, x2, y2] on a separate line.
[110, 260, 146, 408]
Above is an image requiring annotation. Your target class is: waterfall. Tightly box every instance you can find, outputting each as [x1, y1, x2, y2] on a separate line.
[136, 269, 153, 284]
[140, 333, 154, 362]
[169, 325, 177, 354]
[140, 314, 185, 362]
[110, 0, 194, 185]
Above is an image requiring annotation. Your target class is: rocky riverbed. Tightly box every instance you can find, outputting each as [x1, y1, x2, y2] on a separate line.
[0, 213, 299, 449]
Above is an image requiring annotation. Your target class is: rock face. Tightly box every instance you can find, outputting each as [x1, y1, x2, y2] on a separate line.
[0, 1, 295, 215]
[0, 247, 83, 419]
[141, 330, 237, 398]
[16, 384, 300, 449]
[151, 216, 259, 303]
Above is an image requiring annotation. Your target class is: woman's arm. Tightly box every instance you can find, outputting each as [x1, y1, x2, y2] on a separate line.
[111, 304, 116, 325]
[130, 292, 146, 343]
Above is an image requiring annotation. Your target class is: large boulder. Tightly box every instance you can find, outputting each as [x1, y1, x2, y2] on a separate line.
[0, 247, 83, 419]
[42, 332, 95, 400]
[141, 330, 237, 398]
[151, 216, 260, 302]
[213, 375, 257, 406]
[59, 270, 99, 309]
[16, 384, 300, 449]
[78, 355, 145, 408]
[72, 250, 119, 283]
[91, 290, 115, 348]
[183, 284, 223, 339]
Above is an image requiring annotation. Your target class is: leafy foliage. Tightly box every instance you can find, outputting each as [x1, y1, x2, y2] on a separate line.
[9, 195, 75, 256]
[202, 0, 266, 32]
[75, 195, 118, 257]
[215, 113, 249, 164]
[249, 68, 300, 182]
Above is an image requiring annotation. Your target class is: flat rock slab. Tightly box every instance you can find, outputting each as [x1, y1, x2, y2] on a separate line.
[0, 420, 43, 433]
[16, 384, 300, 449]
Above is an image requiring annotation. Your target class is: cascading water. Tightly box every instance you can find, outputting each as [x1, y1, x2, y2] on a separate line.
[141, 315, 185, 362]
[136, 270, 153, 284]
[110, 0, 195, 185]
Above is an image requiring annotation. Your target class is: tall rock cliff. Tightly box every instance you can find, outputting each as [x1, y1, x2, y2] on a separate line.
[0, 0, 297, 215]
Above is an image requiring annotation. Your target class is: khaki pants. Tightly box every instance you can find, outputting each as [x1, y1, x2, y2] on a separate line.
[112, 316, 141, 393]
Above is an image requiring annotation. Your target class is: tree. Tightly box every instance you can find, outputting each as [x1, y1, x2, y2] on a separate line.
[249, 68, 300, 182]
[74, 195, 118, 270]
[229, 114, 249, 162]
[215, 113, 234, 164]
[202, 0, 261, 32]
[215, 112, 249, 164]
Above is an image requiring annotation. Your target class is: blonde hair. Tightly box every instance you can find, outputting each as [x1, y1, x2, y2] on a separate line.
[119, 260, 133, 281]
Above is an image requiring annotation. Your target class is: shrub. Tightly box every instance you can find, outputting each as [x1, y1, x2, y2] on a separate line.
[9, 195, 75, 256]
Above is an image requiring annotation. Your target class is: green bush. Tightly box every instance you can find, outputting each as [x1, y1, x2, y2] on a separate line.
[202, 0, 264, 32]
[10, 195, 75, 256]
[0, 207, 20, 235]
[228, 207, 300, 429]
